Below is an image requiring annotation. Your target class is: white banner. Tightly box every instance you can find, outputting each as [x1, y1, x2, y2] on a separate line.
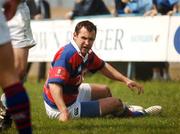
[167, 16, 180, 62]
[28, 16, 175, 62]
[79, 16, 169, 61]
[29, 20, 72, 62]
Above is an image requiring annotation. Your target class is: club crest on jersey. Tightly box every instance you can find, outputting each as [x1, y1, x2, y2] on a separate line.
[57, 69, 61, 75]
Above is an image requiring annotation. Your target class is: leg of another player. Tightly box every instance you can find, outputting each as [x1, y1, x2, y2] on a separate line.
[13, 47, 29, 81]
[0, 43, 18, 87]
[0, 43, 32, 133]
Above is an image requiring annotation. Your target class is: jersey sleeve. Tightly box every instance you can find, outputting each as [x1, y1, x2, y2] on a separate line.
[48, 66, 69, 84]
[47, 51, 70, 85]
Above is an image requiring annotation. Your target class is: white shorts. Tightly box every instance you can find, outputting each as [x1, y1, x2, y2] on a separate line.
[0, 6, 11, 45]
[7, 2, 36, 48]
[44, 83, 92, 119]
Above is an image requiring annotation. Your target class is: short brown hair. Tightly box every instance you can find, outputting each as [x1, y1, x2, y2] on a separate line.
[74, 20, 97, 34]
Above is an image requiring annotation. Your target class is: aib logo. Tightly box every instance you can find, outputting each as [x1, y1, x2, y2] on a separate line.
[174, 26, 180, 54]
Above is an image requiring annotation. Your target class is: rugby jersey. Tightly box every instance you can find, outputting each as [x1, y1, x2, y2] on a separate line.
[43, 40, 105, 109]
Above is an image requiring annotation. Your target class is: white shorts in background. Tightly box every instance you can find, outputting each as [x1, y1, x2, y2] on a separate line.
[7, 2, 36, 48]
[0, 8, 11, 45]
[44, 83, 92, 119]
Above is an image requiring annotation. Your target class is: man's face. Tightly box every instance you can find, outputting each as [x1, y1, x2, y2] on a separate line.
[73, 27, 96, 56]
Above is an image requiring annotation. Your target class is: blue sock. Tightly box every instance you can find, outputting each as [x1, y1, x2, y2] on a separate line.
[131, 111, 145, 117]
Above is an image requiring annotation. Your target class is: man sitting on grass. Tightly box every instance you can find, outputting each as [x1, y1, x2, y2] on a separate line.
[42, 20, 162, 121]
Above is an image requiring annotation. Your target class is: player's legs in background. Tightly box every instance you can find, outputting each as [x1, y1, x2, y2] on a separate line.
[1, 47, 31, 131]
[163, 62, 170, 80]
[0, 43, 18, 87]
[0, 43, 32, 133]
[1, 3, 36, 130]
[13, 47, 29, 80]
[8, 2, 36, 81]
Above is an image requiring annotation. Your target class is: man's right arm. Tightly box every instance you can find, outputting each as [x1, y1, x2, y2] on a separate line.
[49, 83, 70, 122]
[3, 0, 20, 20]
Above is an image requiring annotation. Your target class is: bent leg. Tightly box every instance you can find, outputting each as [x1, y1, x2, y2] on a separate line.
[76, 97, 124, 118]
[99, 97, 145, 117]
[77, 84, 144, 118]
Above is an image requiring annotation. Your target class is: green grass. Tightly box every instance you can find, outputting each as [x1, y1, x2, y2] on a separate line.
[2, 73, 180, 134]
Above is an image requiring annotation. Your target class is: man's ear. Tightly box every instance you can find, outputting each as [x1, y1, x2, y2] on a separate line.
[73, 32, 78, 38]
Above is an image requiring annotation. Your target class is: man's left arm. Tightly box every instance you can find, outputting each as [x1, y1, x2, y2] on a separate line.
[100, 62, 144, 94]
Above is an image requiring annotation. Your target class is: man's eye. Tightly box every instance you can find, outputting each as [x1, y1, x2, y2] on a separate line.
[82, 37, 86, 40]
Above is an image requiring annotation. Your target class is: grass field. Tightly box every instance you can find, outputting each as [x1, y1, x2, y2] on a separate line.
[2, 73, 180, 134]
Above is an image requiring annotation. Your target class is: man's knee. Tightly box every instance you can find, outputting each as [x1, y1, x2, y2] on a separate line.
[103, 85, 112, 97]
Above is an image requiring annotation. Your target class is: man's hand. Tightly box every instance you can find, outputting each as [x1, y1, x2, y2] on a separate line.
[3, 0, 20, 20]
[126, 80, 144, 94]
[49, 83, 70, 122]
[59, 109, 70, 122]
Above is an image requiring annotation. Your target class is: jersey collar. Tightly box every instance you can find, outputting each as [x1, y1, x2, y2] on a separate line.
[71, 39, 89, 63]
